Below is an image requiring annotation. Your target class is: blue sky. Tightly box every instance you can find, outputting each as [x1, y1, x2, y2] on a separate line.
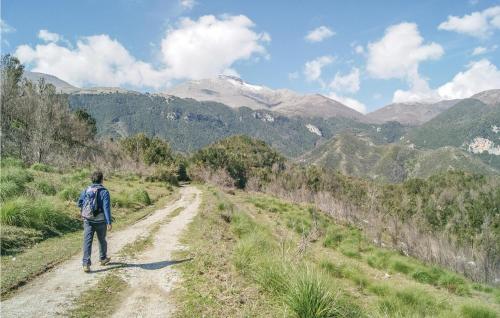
[2, 0, 500, 112]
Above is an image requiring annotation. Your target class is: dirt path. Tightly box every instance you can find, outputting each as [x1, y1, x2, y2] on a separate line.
[1, 186, 201, 318]
[111, 188, 201, 317]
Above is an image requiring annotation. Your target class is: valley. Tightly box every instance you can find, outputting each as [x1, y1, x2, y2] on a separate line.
[2, 57, 499, 317]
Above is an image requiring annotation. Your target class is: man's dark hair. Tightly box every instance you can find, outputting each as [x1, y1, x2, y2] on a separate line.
[91, 171, 104, 184]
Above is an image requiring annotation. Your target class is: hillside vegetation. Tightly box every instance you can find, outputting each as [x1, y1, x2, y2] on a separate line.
[300, 133, 498, 182]
[191, 136, 500, 284]
[67, 92, 405, 157]
[406, 98, 500, 169]
[173, 186, 500, 317]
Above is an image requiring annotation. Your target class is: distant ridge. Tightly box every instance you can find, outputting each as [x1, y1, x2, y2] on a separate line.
[166, 75, 366, 121]
[23, 71, 78, 93]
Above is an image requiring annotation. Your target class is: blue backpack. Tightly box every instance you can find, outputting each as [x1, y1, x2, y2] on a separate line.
[81, 185, 103, 219]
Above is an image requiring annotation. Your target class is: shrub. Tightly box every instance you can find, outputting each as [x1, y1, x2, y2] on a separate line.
[232, 236, 258, 273]
[378, 288, 446, 317]
[339, 245, 361, 259]
[285, 266, 364, 318]
[344, 268, 370, 289]
[112, 192, 133, 208]
[0, 197, 80, 236]
[254, 259, 290, 296]
[285, 267, 336, 318]
[411, 270, 435, 284]
[34, 180, 57, 195]
[391, 260, 414, 274]
[70, 169, 90, 182]
[146, 165, 179, 186]
[0, 167, 34, 201]
[461, 304, 497, 318]
[0, 180, 24, 201]
[367, 251, 392, 270]
[231, 212, 257, 238]
[368, 284, 391, 296]
[437, 273, 470, 296]
[323, 230, 344, 248]
[320, 260, 347, 278]
[30, 163, 55, 172]
[1, 157, 24, 168]
[131, 189, 151, 206]
[472, 284, 493, 293]
[58, 185, 81, 202]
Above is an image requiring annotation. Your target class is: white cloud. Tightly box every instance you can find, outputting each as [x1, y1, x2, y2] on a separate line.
[329, 67, 360, 93]
[0, 20, 15, 33]
[354, 45, 364, 54]
[438, 5, 500, 38]
[367, 22, 443, 80]
[391, 59, 500, 102]
[38, 29, 60, 43]
[471, 45, 497, 56]
[303, 55, 334, 82]
[367, 22, 443, 103]
[328, 92, 367, 114]
[180, 0, 196, 10]
[438, 59, 500, 99]
[472, 46, 487, 55]
[393, 75, 440, 103]
[15, 15, 270, 89]
[305, 26, 335, 43]
[15, 34, 169, 88]
[160, 15, 270, 80]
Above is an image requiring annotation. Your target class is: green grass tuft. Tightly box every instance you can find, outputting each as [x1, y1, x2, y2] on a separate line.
[460, 304, 498, 318]
[131, 188, 152, 206]
[58, 185, 81, 202]
[0, 167, 33, 201]
[285, 267, 337, 318]
[67, 274, 128, 318]
[391, 260, 414, 274]
[30, 163, 55, 172]
[34, 180, 57, 195]
[378, 288, 448, 317]
[437, 272, 470, 296]
[0, 196, 80, 236]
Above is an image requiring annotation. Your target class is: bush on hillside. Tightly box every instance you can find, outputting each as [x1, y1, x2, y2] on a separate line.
[0, 197, 80, 236]
[146, 164, 179, 186]
[461, 304, 497, 318]
[0, 167, 34, 201]
[131, 189, 151, 206]
[193, 135, 285, 189]
[31, 163, 55, 172]
[58, 185, 81, 202]
[34, 180, 57, 196]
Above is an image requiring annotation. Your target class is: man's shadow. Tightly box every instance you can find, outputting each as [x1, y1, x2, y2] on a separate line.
[90, 258, 193, 273]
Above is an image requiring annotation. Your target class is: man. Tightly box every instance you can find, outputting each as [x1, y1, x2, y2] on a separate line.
[78, 171, 112, 272]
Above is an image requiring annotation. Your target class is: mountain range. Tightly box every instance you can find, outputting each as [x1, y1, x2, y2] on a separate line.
[165, 75, 367, 121]
[27, 71, 500, 180]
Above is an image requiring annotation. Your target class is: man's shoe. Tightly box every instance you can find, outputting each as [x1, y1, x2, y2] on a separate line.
[100, 257, 111, 266]
[83, 265, 90, 273]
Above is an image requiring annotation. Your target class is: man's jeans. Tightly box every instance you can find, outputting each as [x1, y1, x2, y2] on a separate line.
[82, 220, 107, 266]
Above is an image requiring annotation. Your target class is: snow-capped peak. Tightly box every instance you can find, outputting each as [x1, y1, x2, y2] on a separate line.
[218, 75, 264, 91]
